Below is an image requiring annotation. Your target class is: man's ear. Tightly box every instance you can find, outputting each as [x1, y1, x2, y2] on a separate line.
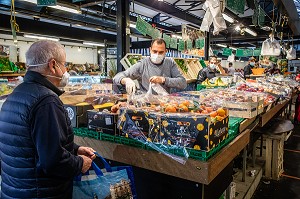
[48, 59, 56, 74]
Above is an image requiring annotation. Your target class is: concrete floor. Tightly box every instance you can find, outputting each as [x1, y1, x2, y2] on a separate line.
[251, 123, 300, 199]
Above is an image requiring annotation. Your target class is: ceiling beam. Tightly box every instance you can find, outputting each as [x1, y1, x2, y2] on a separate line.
[0, 14, 116, 44]
[134, 0, 202, 27]
[273, 0, 300, 35]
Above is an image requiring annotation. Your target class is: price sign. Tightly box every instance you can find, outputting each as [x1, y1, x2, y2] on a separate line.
[186, 39, 193, 50]
[163, 33, 171, 48]
[222, 48, 232, 56]
[178, 39, 185, 51]
[37, 0, 56, 6]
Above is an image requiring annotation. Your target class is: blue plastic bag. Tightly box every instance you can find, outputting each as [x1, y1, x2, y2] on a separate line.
[73, 152, 137, 199]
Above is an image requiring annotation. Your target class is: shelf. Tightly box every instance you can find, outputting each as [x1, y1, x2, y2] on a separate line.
[0, 73, 26, 77]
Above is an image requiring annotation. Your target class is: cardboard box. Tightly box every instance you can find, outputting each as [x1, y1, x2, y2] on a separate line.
[64, 104, 94, 128]
[118, 108, 152, 138]
[87, 110, 118, 135]
[155, 113, 229, 151]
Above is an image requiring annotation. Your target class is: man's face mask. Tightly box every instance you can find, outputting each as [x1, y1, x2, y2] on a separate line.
[150, 53, 165, 64]
[209, 63, 216, 70]
[250, 62, 255, 66]
[27, 61, 70, 87]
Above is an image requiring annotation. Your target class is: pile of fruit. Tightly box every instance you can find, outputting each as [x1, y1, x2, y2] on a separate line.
[0, 83, 14, 96]
[201, 77, 228, 87]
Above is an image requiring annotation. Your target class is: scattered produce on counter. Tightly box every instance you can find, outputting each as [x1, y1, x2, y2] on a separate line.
[201, 77, 228, 87]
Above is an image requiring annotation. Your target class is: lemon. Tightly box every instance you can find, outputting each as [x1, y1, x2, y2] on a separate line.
[197, 123, 204, 131]
[194, 145, 200, 150]
[162, 120, 169, 127]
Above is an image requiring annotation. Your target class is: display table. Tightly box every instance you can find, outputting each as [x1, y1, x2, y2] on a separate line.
[75, 130, 250, 185]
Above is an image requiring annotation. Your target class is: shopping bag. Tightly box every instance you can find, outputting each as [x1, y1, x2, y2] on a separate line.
[73, 152, 137, 199]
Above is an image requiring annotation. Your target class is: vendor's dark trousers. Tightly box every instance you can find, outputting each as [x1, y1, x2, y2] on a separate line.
[295, 94, 300, 123]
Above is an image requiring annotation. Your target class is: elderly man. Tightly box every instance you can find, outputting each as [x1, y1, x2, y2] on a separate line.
[113, 38, 187, 94]
[0, 40, 95, 199]
[197, 55, 220, 84]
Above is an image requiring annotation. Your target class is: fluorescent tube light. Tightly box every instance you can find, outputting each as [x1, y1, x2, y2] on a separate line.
[222, 13, 234, 23]
[244, 28, 257, 37]
[130, 23, 136, 28]
[49, 5, 81, 14]
[83, 42, 105, 47]
[23, 34, 59, 41]
[229, 47, 237, 50]
[216, 44, 227, 48]
[171, 34, 182, 39]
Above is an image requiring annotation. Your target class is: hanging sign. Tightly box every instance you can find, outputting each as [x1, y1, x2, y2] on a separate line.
[178, 39, 185, 51]
[37, 0, 56, 6]
[222, 48, 232, 56]
[195, 38, 205, 49]
[163, 33, 171, 48]
[226, 0, 245, 15]
[170, 38, 177, 49]
[236, 49, 253, 57]
[136, 16, 148, 36]
[186, 39, 193, 50]
[253, 48, 261, 56]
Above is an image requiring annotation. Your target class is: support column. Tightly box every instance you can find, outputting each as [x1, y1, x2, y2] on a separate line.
[205, 31, 210, 60]
[116, 0, 130, 72]
[104, 39, 108, 74]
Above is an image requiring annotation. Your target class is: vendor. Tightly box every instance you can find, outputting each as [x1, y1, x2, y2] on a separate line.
[227, 62, 235, 76]
[243, 57, 256, 79]
[0, 45, 7, 56]
[196, 55, 220, 84]
[113, 38, 187, 94]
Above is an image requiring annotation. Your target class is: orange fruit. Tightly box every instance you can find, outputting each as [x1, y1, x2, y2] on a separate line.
[201, 110, 208, 114]
[205, 107, 213, 113]
[165, 105, 177, 113]
[210, 111, 218, 117]
[179, 104, 188, 112]
[217, 108, 226, 117]
[182, 100, 190, 107]
[216, 116, 224, 121]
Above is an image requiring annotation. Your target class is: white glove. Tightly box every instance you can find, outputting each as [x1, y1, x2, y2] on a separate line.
[122, 78, 136, 95]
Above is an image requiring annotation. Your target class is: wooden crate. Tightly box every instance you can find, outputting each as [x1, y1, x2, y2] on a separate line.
[264, 133, 284, 180]
[224, 97, 264, 119]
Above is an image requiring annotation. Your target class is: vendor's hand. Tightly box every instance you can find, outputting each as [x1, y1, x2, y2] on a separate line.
[149, 76, 165, 84]
[79, 155, 92, 173]
[77, 146, 96, 160]
[122, 78, 136, 95]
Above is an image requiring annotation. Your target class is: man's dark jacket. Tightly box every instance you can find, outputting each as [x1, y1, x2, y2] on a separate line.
[197, 67, 216, 84]
[243, 64, 253, 79]
[0, 71, 83, 199]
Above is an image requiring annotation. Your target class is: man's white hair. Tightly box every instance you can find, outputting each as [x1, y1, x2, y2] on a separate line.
[26, 40, 65, 73]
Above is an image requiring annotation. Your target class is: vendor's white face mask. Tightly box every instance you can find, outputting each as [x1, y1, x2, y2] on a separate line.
[150, 53, 165, 64]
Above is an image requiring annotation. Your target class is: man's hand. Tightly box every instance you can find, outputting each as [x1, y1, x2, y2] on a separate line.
[77, 146, 96, 160]
[121, 78, 136, 94]
[149, 76, 165, 84]
[79, 155, 92, 173]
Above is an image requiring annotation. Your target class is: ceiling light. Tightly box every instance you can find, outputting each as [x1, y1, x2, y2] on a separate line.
[235, 25, 241, 31]
[171, 34, 182, 39]
[23, 34, 59, 41]
[158, 0, 164, 1]
[216, 44, 227, 48]
[83, 42, 105, 47]
[49, 5, 81, 14]
[222, 13, 234, 23]
[229, 47, 237, 50]
[244, 28, 257, 36]
[95, 28, 102, 31]
[130, 23, 136, 28]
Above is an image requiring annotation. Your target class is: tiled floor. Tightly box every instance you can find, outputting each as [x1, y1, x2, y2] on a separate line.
[252, 123, 300, 199]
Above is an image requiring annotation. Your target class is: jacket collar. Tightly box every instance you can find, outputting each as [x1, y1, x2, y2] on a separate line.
[24, 71, 64, 96]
